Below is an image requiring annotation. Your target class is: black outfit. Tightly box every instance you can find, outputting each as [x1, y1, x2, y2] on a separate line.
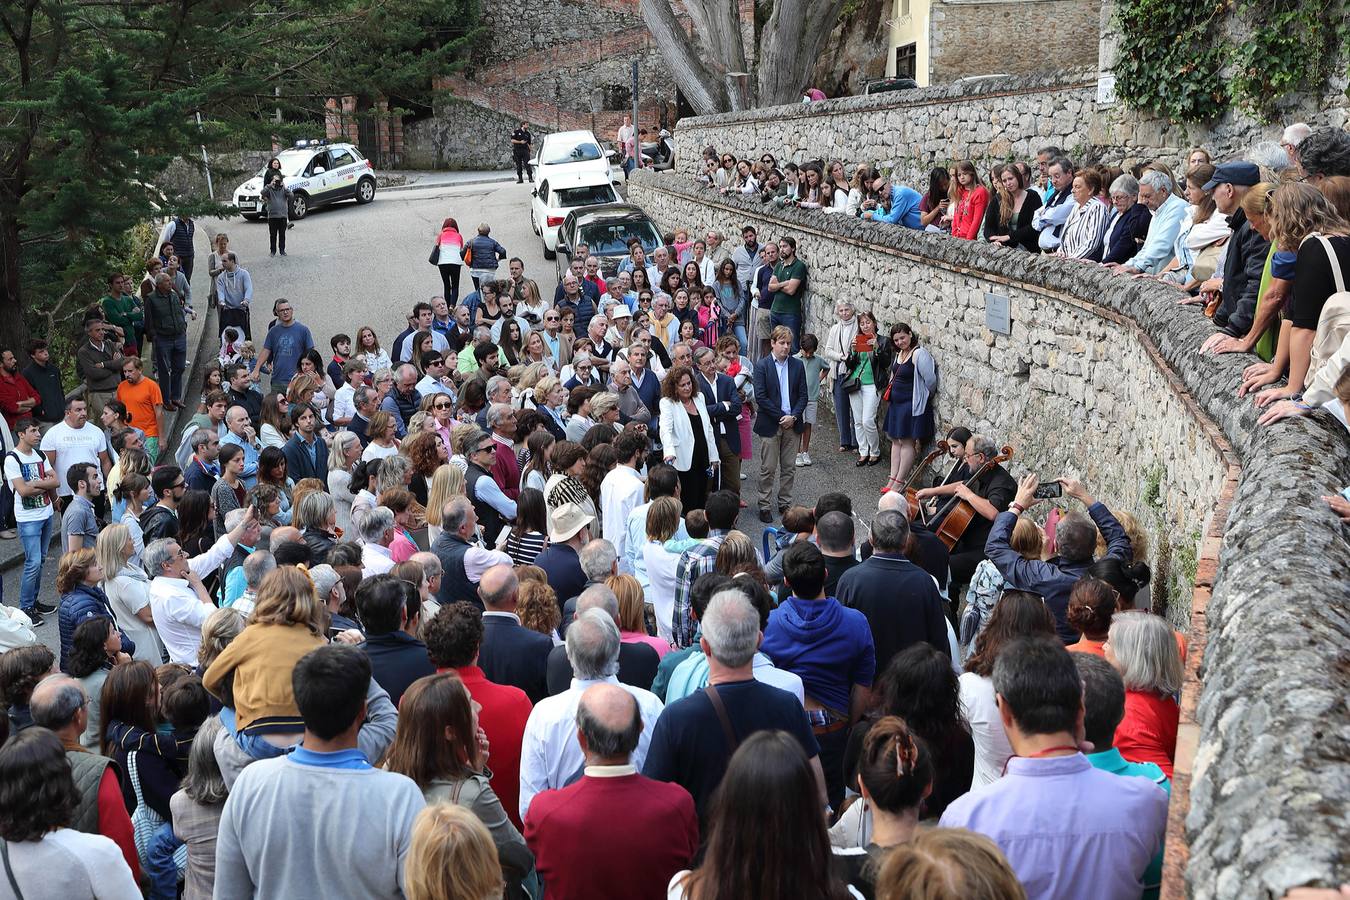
[834, 845, 889, 900]
[984, 191, 1044, 253]
[303, 528, 337, 565]
[641, 679, 819, 822]
[1101, 202, 1152, 266]
[844, 716, 974, 820]
[511, 127, 533, 183]
[822, 552, 863, 600]
[465, 461, 508, 551]
[545, 640, 658, 696]
[1287, 234, 1350, 330]
[169, 217, 195, 281]
[362, 630, 435, 708]
[227, 387, 263, 429]
[20, 361, 65, 423]
[139, 504, 179, 542]
[1214, 206, 1274, 335]
[480, 613, 553, 703]
[835, 553, 950, 675]
[934, 463, 1016, 594]
[678, 407, 710, 515]
[861, 523, 951, 592]
[432, 531, 481, 609]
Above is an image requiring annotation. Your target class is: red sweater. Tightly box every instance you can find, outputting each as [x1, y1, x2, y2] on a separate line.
[0, 370, 40, 427]
[525, 772, 698, 899]
[448, 665, 532, 830]
[491, 438, 521, 501]
[1116, 689, 1179, 779]
[951, 185, 990, 240]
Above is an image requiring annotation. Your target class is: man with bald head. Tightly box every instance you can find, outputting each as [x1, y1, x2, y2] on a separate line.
[30, 674, 141, 878]
[524, 682, 697, 899]
[478, 563, 552, 702]
[220, 404, 260, 487]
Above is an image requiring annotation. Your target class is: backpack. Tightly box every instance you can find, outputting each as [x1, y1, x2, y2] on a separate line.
[1305, 234, 1350, 396]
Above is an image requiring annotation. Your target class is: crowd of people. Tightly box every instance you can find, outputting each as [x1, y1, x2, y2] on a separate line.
[0, 122, 1346, 900]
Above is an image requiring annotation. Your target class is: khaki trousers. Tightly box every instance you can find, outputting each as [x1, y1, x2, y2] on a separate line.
[716, 438, 741, 496]
[757, 428, 800, 513]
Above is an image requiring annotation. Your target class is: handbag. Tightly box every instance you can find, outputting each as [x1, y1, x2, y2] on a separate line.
[428, 243, 440, 266]
[127, 751, 188, 874]
[840, 352, 862, 393]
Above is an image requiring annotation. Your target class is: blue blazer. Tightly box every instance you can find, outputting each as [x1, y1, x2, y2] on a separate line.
[696, 370, 742, 454]
[632, 370, 662, 417]
[1101, 202, 1152, 266]
[282, 433, 329, 484]
[479, 614, 554, 703]
[752, 354, 807, 437]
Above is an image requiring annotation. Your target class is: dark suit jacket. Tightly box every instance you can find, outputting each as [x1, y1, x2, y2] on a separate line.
[183, 458, 218, 493]
[281, 433, 329, 484]
[836, 553, 950, 674]
[860, 523, 950, 592]
[631, 370, 662, 416]
[752, 354, 807, 437]
[480, 613, 553, 703]
[227, 387, 262, 428]
[696, 371, 742, 454]
[349, 413, 371, 447]
[362, 630, 435, 708]
[546, 641, 658, 696]
[1101, 202, 1152, 266]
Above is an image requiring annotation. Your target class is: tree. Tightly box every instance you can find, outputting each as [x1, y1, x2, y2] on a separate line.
[0, 0, 477, 362]
[638, 0, 848, 114]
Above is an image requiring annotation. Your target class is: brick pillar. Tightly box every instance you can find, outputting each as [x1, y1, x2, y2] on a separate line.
[342, 96, 359, 145]
[324, 98, 342, 140]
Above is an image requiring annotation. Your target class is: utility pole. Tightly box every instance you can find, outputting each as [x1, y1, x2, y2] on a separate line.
[631, 61, 640, 171]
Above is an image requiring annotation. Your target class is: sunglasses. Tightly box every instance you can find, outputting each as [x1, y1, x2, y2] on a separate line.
[433, 402, 452, 410]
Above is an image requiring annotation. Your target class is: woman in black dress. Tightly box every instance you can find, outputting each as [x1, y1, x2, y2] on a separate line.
[881, 323, 938, 496]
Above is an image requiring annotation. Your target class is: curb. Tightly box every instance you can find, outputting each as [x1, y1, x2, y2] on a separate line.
[380, 174, 517, 193]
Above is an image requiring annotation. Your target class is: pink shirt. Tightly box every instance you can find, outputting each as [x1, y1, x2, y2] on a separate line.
[622, 630, 672, 659]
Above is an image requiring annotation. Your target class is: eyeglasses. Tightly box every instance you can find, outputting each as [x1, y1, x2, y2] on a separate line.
[433, 402, 452, 410]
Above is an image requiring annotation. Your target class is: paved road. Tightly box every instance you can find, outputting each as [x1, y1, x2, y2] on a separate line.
[6, 176, 902, 651]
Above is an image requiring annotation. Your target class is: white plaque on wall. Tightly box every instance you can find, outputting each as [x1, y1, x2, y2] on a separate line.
[985, 292, 1011, 335]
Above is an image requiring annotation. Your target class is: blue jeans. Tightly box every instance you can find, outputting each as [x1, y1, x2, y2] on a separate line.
[17, 516, 53, 611]
[143, 821, 183, 900]
[153, 333, 187, 404]
[729, 322, 748, 356]
[832, 374, 857, 449]
[768, 312, 801, 353]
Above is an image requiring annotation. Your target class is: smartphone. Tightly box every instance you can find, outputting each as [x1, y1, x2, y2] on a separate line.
[1033, 482, 1062, 500]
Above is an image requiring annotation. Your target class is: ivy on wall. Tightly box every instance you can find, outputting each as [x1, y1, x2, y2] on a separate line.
[1114, 0, 1349, 123]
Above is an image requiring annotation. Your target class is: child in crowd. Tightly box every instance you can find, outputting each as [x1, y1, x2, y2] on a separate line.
[219, 327, 245, 368]
[778, 506, 815, 551]
[684, 509, 709, 540]
[796, 333, 826, 467]
[673, 229, 693, 264]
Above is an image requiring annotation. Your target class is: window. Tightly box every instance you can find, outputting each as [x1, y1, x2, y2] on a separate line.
[305, 152, 331, 176]
[329, 148, 356, 169]
[895, 43, 917, 81]
[578, 219, 662, 255]
[602, 85, 632, 111]
[553, 184, 618, 208]
[537, 180, 550, 204]
[540, 141, 604, 166]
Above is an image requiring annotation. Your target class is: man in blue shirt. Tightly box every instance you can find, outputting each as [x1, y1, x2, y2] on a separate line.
[1109, 170, 1190, 275]
[251, 299, 314, 387]
[863, 177, 923, 229]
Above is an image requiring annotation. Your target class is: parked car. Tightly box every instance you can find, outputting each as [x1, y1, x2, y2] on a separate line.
[233, 139, 377, 221]
[531, 130, 622, 190]
[864, 77, 919, 95]
[554, 203, 663, 282]
[531, 173, 621, 259]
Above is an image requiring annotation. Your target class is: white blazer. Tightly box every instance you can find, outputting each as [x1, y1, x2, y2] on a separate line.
[658, 394, 718, 473]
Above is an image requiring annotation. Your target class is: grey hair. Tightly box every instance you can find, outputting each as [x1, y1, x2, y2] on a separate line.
[242, 550, 277, 589]
[397, 363, 418, 382]
[375, 455, 412, 494]
[1139, 169, 1173, 194]
[572, 353, 594, 368]
[29, 675, 87, 730]
[575, 583, 620, 624]
[329, 431, 362, 472]
[969, 433, 997, 458]
[1038, 145, 1064, 157]
[579, 540, 618, 581]
[485, 375, 511, 398]
[473, 325, 492, 341]
[486, 403, 514, 430]
[355, 506, 395, 544]
[701, 591, 760, 667]
[295, 490, 335, 532]
[143, 538, 180, 576]
[589, 392, 619, 419]
[223, 507, 249, 531]
[1281, 123, 1311, 147]
[835, 299, 856, 313]
[1054, 511, 1097, 563]
[870, 509, 911, 555]
[565, 608, 621, 679]
[372, 368, 394, 385]
[1107, 612, 1183, 695]
[609, 359, 631, 378]
[1245, 141, 1291, 173]
[576, 689, 642, 758]
[441, 496, 474, 534]
[1109, 174, 1140, 198]
[478, 566, 519, 608]
[190, 428, 216, 452]
[182, 716, 228, 805]
[309, 564, 341, 602]
[410, 551, 442, 578]
[353, 386, 375, 409]
[693, 347, 716, 366]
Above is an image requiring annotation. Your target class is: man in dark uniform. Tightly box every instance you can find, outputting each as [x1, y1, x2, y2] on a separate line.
[511, 122, 533, 184]
[913, 433, 1016, 599]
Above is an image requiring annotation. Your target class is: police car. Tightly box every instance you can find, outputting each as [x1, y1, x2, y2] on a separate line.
[233, 139, 378, 221]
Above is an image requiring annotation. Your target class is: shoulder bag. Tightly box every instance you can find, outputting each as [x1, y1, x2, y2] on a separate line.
[1306, 233, 1350, 391]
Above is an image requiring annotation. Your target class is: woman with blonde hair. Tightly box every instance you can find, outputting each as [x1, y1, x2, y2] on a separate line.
[424, 463, 467, 543]
[1106, 611, 1183, 778]
[385, 673, 532, 897]
[712, 531, 757, 577]
[197, 607, 245, 672]
[328, 430, 363, 533]
[97, 524, 165, 663]
[404, 804, 505, 900]
[202, 567, 327, 759]
[876, 828, 1025, 900]
[607, 573, 671, 657]
[641, 496, 687, 643]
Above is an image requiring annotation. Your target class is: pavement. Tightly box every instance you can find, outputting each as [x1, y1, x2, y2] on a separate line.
[5, 175, 901, 651]
[381, 169, 519, 192]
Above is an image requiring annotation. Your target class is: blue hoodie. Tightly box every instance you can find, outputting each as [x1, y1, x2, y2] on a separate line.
[761, 596, 875, 714]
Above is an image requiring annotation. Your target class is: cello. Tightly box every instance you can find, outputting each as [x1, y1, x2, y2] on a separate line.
[931, 445, 1014, 550]
[899, 447, 946, 521]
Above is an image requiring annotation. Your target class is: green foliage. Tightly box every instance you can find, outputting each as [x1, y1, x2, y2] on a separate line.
[1114, 0, 1348, 122]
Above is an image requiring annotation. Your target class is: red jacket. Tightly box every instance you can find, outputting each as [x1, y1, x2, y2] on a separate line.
[951, 185, 990, 240]
[525, 771, 698, 900]
[448, 665, 532, 830]
[1116, 689, 1179, 779]
[0, 370, 40, 427]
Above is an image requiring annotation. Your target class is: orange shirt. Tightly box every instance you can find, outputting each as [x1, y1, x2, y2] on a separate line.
[116, 376, 163, 436]
[1068, 637, 1106, 657]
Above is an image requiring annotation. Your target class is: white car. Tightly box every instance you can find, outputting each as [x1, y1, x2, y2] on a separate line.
[530, 130, 622, 191]
[531, 172, 621, 259]
[233, 139, 377, 221]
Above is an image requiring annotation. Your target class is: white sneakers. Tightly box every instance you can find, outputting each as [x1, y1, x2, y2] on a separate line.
[794, 452, 813, 467]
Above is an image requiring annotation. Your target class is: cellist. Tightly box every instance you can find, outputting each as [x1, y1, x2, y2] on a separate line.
[914, 433, 1017, 598]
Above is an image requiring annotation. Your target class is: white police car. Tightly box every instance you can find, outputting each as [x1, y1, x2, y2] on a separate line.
[233, 139, 378, 221]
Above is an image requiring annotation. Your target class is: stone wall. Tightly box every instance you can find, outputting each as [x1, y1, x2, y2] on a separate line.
[625, 170, 1350, 898]
[928, 0, 1099, 82]
[404, 98, 550, 171]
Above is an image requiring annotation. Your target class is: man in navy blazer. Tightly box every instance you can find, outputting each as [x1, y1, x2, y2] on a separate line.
[693, 347, 743, 493]
[752, 325, 807, 523]
[626, 342, 662, 416]
[476, 564, 553, 702]
[281, 407, 329, 483]
[835, 509, 950, 674]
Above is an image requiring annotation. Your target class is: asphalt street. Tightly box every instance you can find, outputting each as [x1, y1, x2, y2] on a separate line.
[6, 174, 898, 651]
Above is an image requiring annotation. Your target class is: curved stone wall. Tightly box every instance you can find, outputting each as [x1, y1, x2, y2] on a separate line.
[626, 171, 1350, 898]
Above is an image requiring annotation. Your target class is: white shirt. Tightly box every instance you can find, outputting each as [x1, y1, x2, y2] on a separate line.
[751, 653, 805, 704]
[416, 374, 453, 397]
[518, 675, 664, 821]
[959, 671, 1013, 788]
[332, 384, 357, 423]
[149, 534, 237, 664]
[39, 421, 108, 497]
[362, 542, 395, 578]
[599, 465, 645, 559]
[774, 356, 791, 413]
[642, 541, 683, 642]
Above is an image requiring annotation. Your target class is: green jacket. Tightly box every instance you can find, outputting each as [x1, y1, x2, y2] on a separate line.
[144, 288, 187, 338]
[101, 292, 144, 334]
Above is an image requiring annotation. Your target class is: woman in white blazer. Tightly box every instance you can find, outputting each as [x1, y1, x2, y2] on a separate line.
[821, 299, 860, 453]
[658, 365, 719, 514]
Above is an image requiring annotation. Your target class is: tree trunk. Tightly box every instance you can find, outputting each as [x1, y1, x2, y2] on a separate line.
[756, 0, 848, 106]
[638, 0, 732, 114]
[0, 210, 34, 366]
